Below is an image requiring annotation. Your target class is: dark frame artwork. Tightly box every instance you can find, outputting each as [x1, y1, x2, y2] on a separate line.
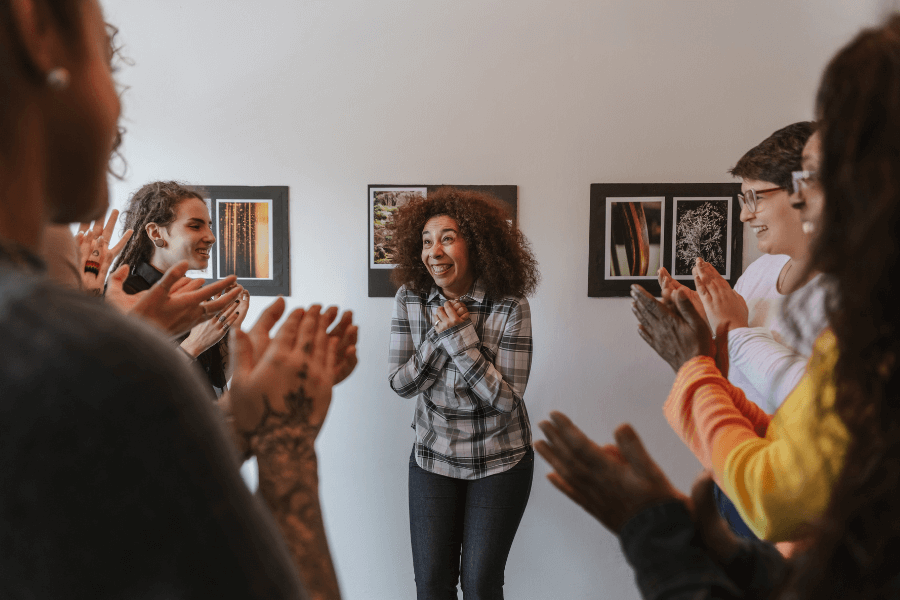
[588, 183, 743, 298]
[368, 184, 518, 298]
[187, 185, 290, 296]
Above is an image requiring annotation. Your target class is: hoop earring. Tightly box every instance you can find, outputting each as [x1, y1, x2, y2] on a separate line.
[46, 67, 71, 91]
[153, 239, 166, 248]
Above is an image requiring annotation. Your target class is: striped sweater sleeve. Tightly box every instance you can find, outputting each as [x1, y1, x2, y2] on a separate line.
[664, 333, 849, 542]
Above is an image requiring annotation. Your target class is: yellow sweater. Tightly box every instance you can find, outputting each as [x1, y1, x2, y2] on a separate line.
[664, 330, 849, 542]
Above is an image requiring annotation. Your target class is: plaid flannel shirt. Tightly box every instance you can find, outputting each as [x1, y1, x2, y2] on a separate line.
[389, 280, 533, 480]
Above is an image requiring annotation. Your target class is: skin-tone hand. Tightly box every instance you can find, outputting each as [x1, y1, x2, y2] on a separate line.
[434, 299, 470, 334]
[180, 285, 245, 358]
[105, 260, 240, 336]
[325, 309, 359, 385]
[75, 209, 133, 297]
[535, 412, 688, 534]
[693, 257, 749, 338]
[658, 266, 708, 326]
[690, 474, 742, 566]
[630, 284, 715, 372]
[227, 300, 342, 600]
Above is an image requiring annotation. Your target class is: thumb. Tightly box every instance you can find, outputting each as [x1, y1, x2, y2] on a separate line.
[613, 423, 658, 478]
[109, 264, 129, 287]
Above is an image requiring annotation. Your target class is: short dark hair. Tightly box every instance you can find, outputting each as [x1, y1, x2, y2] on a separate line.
[729, 121, 816, 189]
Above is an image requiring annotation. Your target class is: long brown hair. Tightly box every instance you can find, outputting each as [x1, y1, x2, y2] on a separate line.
[390, 187, 539, 298]
[784, 14, 900, 599]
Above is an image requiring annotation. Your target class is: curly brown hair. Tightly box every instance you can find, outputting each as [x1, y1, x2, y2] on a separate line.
[390, 187, 539, 298]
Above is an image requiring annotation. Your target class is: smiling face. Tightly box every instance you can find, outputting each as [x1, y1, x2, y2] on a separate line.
[421, 215, 474, 299]
[149, 197, 215, 271]
[739, 179, 806, 257]
[792, 132, 824, 235]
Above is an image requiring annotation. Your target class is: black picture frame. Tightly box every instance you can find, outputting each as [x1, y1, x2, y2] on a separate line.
[368, 184, 518, 298]
[187, 185, 290, 296]
[587, 183, 743, 298]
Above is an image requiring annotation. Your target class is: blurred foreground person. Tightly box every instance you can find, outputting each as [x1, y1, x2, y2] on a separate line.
[0, 0, 345, 598]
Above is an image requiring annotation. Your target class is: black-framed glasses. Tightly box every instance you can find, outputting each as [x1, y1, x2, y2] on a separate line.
[791, 170, 818, 195]
[737, 186, 784, 213]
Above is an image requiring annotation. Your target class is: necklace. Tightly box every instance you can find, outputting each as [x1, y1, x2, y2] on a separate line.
[777, 259, 793, 293]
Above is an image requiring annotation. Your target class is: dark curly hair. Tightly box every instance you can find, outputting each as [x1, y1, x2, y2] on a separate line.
[780, 14, 900, 600]
[111, 181, 205, 273]
[390, 187, 539, 298]
[729, 121, 816, 189]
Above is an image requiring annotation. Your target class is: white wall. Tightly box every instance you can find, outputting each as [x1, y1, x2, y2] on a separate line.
[103, 2, 882, 598]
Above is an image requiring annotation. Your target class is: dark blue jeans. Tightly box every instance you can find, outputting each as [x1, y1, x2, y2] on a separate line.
[714, 482, 759, 540]
[408, 447, 534, 600]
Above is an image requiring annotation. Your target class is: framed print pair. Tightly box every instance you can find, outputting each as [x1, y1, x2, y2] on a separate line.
[186, 185, 290, 296]
[587, 183, 743, 297]
[367, 184, 517, 297]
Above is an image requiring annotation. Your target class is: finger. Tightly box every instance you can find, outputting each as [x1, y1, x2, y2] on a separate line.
[77, 222, 91, 235]
[155, 261, 191, 291]
[217, 299, 240, 321]
[250, 297, 287, 339]
[673, 288, 711, 336]
[91, 219, 103, 238]
[613, 424, 663, 481]
[108, 264, 130, 288]
[169, 276, 198, 294]
[225, 308, 241, 327]
[546, 472, 595, 513]
[109, 229, 133, 257]
[328, 310, 353, 339]
[102, 209, 120, 239]
[202, 285, 242, 314]
[182, 275, 237, 304]
[547, 412, 604, 466]
[294, 305, 322, 355]
[272, 307, 306, 352]
[434, 307, 449, 323]
[320, 305, 339, 331]
[630, 285, 668, 322]
[229, 330, 266, 432]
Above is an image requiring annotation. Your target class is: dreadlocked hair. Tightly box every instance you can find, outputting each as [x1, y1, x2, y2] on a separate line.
[112, 181, 204, 273]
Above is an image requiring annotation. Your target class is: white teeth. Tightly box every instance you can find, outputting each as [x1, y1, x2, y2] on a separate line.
[431, 265, 451, 274]
[752, 226, 768, 234]
[197, 248, 209, 255]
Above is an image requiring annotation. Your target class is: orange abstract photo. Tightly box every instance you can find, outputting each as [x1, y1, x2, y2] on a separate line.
[217, 199, 273, 280]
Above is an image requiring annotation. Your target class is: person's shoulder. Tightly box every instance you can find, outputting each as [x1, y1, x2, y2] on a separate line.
[0, 270, 198, 398]
[394, 284, 430, 303]
[736, 254, 790, 292]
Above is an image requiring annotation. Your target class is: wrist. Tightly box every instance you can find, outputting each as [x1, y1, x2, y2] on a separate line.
[180, 341, 200, 358]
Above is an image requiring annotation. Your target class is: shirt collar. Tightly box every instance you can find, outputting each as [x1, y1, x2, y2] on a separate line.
[426, 279, 486, 303]
[135, 261, 165, 286]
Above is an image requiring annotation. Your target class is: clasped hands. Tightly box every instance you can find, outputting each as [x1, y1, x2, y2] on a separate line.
[434, 299, 470, 334]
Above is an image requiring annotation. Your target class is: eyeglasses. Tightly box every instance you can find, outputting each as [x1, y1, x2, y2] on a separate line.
[791, 170, 818, 195]
[737, 186, 784, 214]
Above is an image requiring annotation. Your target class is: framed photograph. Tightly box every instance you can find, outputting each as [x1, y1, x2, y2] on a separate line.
[186, 185, 290, 296]
[368, 184, 517, 297]
[588, 183, 742, 297]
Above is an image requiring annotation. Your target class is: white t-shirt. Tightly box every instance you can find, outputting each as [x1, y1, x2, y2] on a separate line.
[726, 253, 829, 414]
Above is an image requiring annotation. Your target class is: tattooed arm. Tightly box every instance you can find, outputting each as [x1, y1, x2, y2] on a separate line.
[228, 299, 342, 600]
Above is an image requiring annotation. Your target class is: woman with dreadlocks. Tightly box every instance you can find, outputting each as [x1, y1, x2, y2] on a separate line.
[113, 181, 249, 397]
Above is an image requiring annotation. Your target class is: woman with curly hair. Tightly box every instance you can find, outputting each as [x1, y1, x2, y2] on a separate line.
[113, 181, 249, 397]
[388, 186, 539, 599]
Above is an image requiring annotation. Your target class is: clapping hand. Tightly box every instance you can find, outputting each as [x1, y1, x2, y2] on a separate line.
[536, 412, 687, 534]
[434, 299, 470, 334]
[105, 260, 240, 336]
[658, 267, 708, 325]
[75, 209, 133, 296]
[693, 258, 749, 338]
[180, 287, 247, 358]
[323, 308, 359, 384]
[630, 284, 715, 372]
[228, 299, 340, 444]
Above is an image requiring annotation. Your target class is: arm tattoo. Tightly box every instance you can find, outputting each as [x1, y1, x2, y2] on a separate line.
[251, 386, 341, 600]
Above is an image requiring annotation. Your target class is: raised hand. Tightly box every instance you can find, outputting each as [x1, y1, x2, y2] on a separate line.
[693, 258, 749, 338]
[631, 284, 715, 372]
[226, 301, 343, 600]
[658, 266, 708, 325]
[535, 412, 688, 534]
[76, 209, 133, 296]
[180, 286, 245, 358]
[106, 260, 240, 336]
